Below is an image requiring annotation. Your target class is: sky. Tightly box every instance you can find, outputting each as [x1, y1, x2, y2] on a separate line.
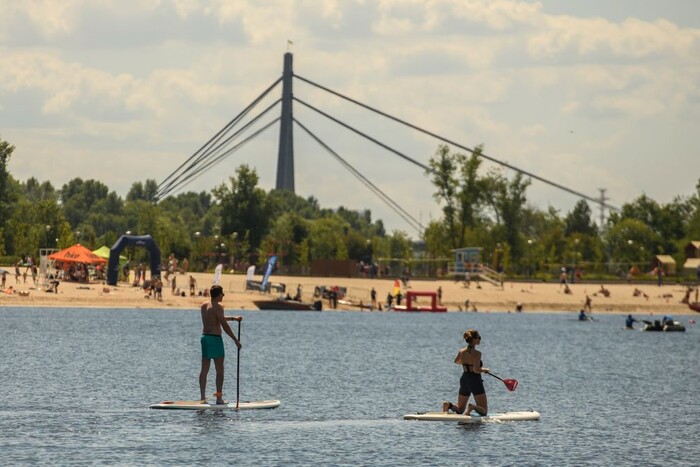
[2, 0, 699, 237]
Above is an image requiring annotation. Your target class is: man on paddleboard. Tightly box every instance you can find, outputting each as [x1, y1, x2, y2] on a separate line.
[199, 285, 241, 404]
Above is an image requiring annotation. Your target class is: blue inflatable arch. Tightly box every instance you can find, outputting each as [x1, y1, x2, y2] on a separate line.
[107, 234, 162, 286]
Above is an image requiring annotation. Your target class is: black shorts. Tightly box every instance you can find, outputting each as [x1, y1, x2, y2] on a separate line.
[459, 371, 485, 397]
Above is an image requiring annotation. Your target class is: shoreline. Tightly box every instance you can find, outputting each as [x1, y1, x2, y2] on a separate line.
[1, 271, 698, 316]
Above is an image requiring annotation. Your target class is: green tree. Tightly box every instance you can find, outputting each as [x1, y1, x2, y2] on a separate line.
[0, 136, 17, 254]
[428, 144, 460, 249]
[564, 200, 598, 237]
[212, 165, 271, 252]
[127, 180, 159, 203]
[60, 178, 112, 228]
[485, 170, 531, 265]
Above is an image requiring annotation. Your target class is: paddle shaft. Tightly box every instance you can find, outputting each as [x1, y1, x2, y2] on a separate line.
[485, 371, 518, 391]
[486, 372, 505, 383]
[236, 319, 241, 409]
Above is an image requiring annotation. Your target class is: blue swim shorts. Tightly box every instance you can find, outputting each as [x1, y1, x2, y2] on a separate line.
[201, 334, 225, 359]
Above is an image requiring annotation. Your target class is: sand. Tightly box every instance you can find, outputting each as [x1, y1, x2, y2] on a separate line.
[1, 270, 698, 317]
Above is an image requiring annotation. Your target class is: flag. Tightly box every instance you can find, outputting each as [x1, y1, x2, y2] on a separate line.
[213, 263, 223, 285]
[260, 256, 277, 292]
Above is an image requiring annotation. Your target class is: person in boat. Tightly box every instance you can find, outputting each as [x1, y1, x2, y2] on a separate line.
[199, 285, 242, 404]
[443, 329, 489, 416]
[578, 309, 589, 321]
[625, 314, 637, 329]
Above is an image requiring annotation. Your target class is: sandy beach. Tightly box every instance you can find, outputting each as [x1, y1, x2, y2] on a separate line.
[1, 270, 698, 317]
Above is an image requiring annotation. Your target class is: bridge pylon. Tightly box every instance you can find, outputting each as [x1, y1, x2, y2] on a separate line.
[276, 52, 295, 192]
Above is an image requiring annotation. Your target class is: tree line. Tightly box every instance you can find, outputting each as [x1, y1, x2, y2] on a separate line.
[1, 135, 699, 278]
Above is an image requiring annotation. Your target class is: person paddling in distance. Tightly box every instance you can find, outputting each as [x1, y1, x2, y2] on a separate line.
[443, 329, 489, 416]
[199, 284, 242, 404]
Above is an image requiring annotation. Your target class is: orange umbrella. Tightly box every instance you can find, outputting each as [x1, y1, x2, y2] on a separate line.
[48, 244, 107, 264]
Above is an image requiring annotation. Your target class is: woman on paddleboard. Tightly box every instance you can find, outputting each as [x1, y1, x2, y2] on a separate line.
[443, 329, 488, 416]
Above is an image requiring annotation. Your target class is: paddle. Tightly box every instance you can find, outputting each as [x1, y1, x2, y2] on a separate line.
[225, 315, 242, 409]
[486, 372, 518, 391]
[235, 318, 241, 410]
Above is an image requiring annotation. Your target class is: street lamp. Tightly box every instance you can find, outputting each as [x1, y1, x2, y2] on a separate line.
[75, 230, 81, 244]
[45, 225, 51, 248]
[527, 239, 533, 280]
[573, 238, 580, 283]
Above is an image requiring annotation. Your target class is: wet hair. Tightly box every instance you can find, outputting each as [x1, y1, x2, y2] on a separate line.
[210, 285, 224, 298]
[463, 329, 481, 344]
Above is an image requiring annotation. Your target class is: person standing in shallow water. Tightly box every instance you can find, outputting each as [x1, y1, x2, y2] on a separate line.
[443, 329, 489, 416]
[199, 285, 241, 404]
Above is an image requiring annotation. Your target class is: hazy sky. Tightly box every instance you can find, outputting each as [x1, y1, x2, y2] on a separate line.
[2, 0, 699, 236]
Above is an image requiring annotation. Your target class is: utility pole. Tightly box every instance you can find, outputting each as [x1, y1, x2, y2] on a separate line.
[598, 188, 608, 228]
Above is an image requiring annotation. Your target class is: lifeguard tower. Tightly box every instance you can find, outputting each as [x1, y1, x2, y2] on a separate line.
[449, 247, 503, 288]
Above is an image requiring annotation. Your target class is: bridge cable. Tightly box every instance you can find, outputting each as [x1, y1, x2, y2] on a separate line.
[158, 118, 281, 198]
[294, 118, 424, 233]
[295, 97, 431, 173]
[156, 77, 282, 200]
[157, 98, 281, 198]
[294, 73, 619, 211]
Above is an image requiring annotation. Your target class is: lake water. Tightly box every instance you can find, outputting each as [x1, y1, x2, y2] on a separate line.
[1, 307, 698, 466]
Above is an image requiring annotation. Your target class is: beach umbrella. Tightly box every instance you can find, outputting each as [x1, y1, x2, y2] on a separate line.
[92, 246, 127, 265]
[48, 244, 107, 264]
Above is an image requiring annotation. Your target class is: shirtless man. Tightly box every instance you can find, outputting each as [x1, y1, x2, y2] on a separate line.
[199, 285, 242, 404]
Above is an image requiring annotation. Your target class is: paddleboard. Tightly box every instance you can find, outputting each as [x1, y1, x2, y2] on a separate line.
[403, 410, 540, 423]
[150, 399, 281, 410]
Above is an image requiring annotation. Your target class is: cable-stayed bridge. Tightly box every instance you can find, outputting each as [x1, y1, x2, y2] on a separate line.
[156, 53, 618, 234]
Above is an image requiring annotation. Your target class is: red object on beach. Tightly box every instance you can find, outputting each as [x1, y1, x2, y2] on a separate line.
[486, 372, 519, 392]
[688, 302, 700, 313]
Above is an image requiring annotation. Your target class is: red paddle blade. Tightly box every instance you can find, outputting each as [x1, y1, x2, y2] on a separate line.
[503, 379, 518, 391]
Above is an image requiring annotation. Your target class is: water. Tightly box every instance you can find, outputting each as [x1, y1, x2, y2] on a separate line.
[1, 307, 698, 466]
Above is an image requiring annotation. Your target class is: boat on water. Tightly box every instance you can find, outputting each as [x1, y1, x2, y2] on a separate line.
[253, 298, 323, 311]
[642, 319, 686, 332]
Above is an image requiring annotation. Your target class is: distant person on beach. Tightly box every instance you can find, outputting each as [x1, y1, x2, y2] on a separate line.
[1, 271, 6, 289]
[437, 286, 442, 305]
[559, 267, 567, 288]
[189, 275, 197, 297]
[199, 285, 241, 404]
[370, 287, 376, 309]
[442, 329, 489, 416]
[583, 295, 592, 312]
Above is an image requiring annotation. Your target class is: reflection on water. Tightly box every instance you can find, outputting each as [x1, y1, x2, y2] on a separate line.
[1, 307, 698, 466]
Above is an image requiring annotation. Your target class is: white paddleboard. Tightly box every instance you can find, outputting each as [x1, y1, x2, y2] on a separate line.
[403, 410, 540, 423]
[150, 399, 281, 410]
